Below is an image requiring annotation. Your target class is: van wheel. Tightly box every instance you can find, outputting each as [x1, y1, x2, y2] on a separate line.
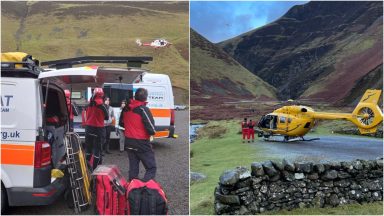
[1, 183, 8, 214]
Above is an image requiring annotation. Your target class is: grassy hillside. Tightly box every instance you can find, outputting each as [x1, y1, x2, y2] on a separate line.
[191, 29, 276, 100]
[1, 1, 189, 103]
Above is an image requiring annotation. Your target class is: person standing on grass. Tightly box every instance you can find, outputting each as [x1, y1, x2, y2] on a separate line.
[121, 88, 156, 181]
[248, 119, 255, 143]
[241, 118, 249, 143]
[117, 100, 126, 154]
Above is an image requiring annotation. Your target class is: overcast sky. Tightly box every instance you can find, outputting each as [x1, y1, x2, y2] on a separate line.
[190, 1, 308, 43]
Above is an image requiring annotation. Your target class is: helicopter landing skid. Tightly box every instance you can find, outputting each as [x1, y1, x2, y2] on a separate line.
[263, 136, 320, 142]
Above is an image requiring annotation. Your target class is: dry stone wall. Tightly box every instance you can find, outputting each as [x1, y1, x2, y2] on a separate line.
[214, 158, 383, 214]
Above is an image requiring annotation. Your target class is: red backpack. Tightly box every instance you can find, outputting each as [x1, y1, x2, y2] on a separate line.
[126, 179, 168, 215]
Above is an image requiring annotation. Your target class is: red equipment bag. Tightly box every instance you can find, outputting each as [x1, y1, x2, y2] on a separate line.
[126, 179, 168, 215]
[92, 165, 128, 215]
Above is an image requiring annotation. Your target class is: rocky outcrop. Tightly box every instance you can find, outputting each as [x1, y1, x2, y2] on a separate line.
[214, 158, 383, 214]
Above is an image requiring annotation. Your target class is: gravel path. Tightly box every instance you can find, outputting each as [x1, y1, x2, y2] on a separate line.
[6, 111, 189, 215]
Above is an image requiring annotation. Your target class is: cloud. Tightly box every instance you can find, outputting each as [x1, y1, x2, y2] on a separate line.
[191, 1, 308, 43]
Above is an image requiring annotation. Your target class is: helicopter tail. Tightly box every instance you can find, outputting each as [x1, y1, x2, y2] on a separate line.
[351, 89, 383, 134]
[135, 39, 142, 46]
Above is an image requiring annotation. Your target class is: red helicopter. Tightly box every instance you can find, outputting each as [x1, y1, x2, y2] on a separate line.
[136, 39, 172, 48]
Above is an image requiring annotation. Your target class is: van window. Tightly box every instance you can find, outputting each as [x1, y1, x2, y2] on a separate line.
[42, 85, 68, 126]
[103, 86, 133, 107]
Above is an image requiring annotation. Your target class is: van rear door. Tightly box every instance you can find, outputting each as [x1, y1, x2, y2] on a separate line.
[38, 66, 144, 87]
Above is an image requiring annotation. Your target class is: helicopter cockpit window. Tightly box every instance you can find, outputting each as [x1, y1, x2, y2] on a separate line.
[288, 118, 292, 123]
[280, 116, 286, 123]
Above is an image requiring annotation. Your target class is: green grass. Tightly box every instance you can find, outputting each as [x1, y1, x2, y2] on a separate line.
[190, 120, 278, 215]
[1, 2, 189, 103]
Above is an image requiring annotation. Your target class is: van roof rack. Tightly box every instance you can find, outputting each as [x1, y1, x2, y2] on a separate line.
[41, 56, 153, 69]
[1, 61, 42, 78]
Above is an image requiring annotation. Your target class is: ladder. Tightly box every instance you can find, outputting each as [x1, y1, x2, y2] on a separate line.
[64, 132, 91, 213]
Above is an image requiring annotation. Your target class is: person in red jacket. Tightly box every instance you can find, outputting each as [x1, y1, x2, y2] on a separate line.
[241, 118, 248, 143]
[64, 89, 79, 132]
[248, 119, 255, 143]
[84, 88, 109, 170]
[119, 88, 156, 181]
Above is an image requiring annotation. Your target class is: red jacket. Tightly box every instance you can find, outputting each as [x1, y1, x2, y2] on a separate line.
[85, 98, 108, 127]
[123, 99, 156, 140]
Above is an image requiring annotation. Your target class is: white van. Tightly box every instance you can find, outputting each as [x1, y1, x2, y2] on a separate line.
[102, 72, 176, 139]
[1, 54, 144, 212]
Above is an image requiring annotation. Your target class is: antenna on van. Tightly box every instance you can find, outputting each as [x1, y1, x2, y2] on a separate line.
[41, 56, 153, 69]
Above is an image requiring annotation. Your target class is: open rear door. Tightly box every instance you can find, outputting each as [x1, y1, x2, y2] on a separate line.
[38, 66, 145, 88]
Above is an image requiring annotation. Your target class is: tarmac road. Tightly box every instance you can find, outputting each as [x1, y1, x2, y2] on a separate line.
[5, 110, 189, 215]
[252, 134, 383, 162]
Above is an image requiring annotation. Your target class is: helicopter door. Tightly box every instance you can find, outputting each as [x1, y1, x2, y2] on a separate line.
[269, 115, 278, 130]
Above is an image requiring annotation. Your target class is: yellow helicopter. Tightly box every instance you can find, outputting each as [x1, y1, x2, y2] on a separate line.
[257, 89, 383, 142]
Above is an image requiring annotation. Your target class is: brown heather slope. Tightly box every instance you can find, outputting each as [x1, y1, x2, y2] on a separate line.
[219, 1, 383, 105]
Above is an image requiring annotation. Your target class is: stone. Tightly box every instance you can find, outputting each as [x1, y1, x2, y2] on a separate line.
[262, 161, 278, 176]
[352, 160, 363, 170]
[328, 194, 339, 207]
[283, 159, 295, 172]
[334, 180, 350, 188]
[235, 187, 250, 194]
[239, 205, 249, 215]
[220, 170, 239, 186]
[322, 181, 334, 187]
[216, 194, 240, 205]
[282, 171, 295, 181]
[295, 162, 313, 173]
[272, 160, 284, 171]
[329, 161, 341, 170]
[270, 173, 281, 182]
[286, 185, 297, 193]
[251, 177, 263, 185]
[247, 201, 259, 214]
[307, 173, 319, 180]
[251, 162, 265, 177]
[337, 171, 351, 179]
[376, 159, 383, 168]
[313, 163, 325, 173]
[215, 202, 230, 214]
[260, 185, 268, 194]
[321, 170, 338, 180]
[314, 192, 325, 208]
[259, 207, 266, 213]
[350, 182, 362, 190]
[237, 167, 252, 180]
[190, 172, 207, 182]
[368, 180, 382, 191]
[294, 173, 305, 180]
[372, 191, 382, 201]
[236, 179, 251, 188]
[341, 161, 353, 170]
[349, 190, 363, 201]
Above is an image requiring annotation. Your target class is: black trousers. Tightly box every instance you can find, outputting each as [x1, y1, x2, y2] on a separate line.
[85, 126, 103, 170]
[125, 137, 157, 182]
[103, 125, 112, 152]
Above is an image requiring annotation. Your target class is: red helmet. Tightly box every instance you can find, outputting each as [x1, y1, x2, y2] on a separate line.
[64, 89, 70, 99]
[93, 87, 104, 98]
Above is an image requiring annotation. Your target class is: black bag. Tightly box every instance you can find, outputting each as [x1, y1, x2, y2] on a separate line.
[126, 179, 168, 215]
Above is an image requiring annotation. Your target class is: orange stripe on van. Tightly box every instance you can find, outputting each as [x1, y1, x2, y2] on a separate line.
[150, 109, 171, 118]
[154, 131, 170, 138]
[1, 144, 34, 166]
